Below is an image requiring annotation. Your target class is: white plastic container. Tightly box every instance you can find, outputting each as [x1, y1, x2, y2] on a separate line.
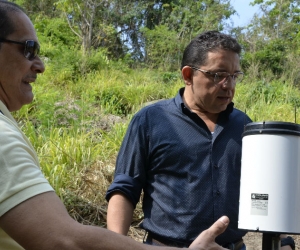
[238, 121, 300, 233]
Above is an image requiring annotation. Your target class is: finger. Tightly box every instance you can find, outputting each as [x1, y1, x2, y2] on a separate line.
[208, 216, 230, 239]
[188, 216, 230, 249]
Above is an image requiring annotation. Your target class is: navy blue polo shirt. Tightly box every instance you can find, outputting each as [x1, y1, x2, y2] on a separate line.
[106, 87, 252, 246]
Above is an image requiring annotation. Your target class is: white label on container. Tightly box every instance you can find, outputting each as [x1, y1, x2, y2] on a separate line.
[251, 193, 268, 216]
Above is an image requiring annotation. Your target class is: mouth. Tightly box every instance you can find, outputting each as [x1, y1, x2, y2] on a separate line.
[218, 96, 231, 101]
[22, 79, 35, 91]
[23, 77, 36, 84]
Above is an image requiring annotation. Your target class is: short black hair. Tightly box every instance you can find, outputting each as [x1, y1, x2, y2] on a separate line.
[181, 30, 241, 70]
[0, 1, 25, 39]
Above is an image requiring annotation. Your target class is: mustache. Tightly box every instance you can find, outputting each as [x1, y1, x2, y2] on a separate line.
[23, 75, 37, 82]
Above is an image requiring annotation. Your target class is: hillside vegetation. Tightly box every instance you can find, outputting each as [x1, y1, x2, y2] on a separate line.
[15, 67, 300, 230]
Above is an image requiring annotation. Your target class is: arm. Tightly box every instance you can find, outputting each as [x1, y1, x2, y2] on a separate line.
[0, 191, 229, 250]
[0, 191, 141, 250]
[107, 192, 134, 235]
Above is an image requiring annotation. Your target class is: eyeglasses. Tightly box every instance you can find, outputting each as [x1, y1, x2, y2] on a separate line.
[0, 38, 40, 61]
[190, 66, 244, 86]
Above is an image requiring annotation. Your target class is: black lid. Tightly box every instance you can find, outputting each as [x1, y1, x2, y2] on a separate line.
[243, 121, 300, 137]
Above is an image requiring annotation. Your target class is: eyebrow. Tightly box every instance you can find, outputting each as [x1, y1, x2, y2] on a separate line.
[207, 68, 242, 73]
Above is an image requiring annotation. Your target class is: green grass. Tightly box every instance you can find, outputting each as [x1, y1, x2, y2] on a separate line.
[234, 79, 300, 123]
[12, 65, 300, 229]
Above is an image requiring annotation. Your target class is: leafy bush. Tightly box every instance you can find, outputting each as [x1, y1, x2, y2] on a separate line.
[242, 39, 287, 76]
[142, 25, 184, 71]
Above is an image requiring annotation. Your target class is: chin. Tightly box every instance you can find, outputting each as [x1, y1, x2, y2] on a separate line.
[218, 105, 228, 112]
[23, 95, 34, 106]
[25, 98, 34, 105]
[26, 92, 34, 101]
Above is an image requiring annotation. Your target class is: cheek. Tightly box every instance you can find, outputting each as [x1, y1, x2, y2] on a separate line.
[1, 46, 29, 73]
[232, 88, 236, 98]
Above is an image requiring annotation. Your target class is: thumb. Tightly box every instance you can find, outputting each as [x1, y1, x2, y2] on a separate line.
[189, 216, 230, 249]
[209, 216, 229, 238]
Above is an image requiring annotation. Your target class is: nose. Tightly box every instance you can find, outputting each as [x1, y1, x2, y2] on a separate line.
[31, 56, 45, 73]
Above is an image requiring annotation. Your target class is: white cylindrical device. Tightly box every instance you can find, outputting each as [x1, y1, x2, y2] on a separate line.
[238, 121, 300, 233]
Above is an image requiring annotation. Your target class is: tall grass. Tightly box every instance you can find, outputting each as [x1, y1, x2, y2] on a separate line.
[234, 78, 300, 122]
[12, 65, 300, 228]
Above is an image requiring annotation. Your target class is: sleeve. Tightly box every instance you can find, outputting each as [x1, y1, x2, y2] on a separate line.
[105, 111, 149, 208]
[0, 118, 54, 217]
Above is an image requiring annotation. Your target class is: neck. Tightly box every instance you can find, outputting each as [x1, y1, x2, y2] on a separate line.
[182, 96, 218, 132]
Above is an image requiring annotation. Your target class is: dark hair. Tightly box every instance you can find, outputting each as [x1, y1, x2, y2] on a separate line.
[0, 1, 25, 39]
[181, 30, 242, 70]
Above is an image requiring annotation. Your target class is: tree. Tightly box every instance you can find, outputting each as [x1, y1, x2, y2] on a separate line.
[235, 0, 300, 76]
[13, 0, 57, 17]
[54, 0, 104, 54]
[142, 0, 236, 70]
[16, 0, 237, 68]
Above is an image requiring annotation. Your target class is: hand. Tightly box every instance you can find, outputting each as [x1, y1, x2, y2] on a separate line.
[280, 234, 294, 250]
[189, 216, 230, 250]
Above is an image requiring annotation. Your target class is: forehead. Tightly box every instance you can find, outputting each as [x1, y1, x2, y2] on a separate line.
[206, 49, 239, 61]
[7, 12, 37, 41]
[203, 50, 240, 68]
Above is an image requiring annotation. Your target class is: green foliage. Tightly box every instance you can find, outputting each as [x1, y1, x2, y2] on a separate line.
[236, 0, 300, 78]
[14, 85, 62, 128]
[14, 0, 57, 18]
[234, 79, 300, 122]
[242, 39, 287, 75]
[40, 46, 110, 85]
[161, 71, 181, 83]
[164, 0, 234, 34]
[35, 127, 102, 197]
[35, 16, 79, 48]
[14, 0, 300, 76]
[82, 49, 110, 72]
[70, 68, 182, 115]
[16, 67, 300, 205]
[44, 48, 82, 84]
[142, 25, 183, 71]
[53, 0, 126, 55]
[140, 0, 235, 69]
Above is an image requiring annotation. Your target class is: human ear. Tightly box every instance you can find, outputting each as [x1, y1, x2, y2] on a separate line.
[181, 66, 193, 86]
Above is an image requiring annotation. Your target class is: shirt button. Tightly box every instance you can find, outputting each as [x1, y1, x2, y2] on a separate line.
[217, 191, 220, 195]
[214, 165, 218, 169]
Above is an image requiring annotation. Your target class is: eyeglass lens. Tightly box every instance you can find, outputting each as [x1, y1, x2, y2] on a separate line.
[24, 40, 40, 60]
[215, 72, 243, 85]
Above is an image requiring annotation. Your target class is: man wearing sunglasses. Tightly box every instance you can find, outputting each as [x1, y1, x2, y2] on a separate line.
[0, 1, 231, 250]
[106, 31, 295, 250]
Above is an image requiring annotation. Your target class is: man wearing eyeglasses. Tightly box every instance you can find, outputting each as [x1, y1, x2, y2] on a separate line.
[0, 1, 233, 250]
[106, 31, 294, 250]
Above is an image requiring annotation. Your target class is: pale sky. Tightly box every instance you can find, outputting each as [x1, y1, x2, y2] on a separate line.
[230, 0, 261, 26]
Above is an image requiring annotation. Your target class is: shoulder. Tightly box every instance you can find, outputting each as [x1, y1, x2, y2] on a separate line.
[142, 98, 174, 110]
[138, 98, 176, 115]
[0, 114, 24, 142]
[0, 116, 53, 218]
[230, 108, 252, 124]
[0, 113, 39, 168]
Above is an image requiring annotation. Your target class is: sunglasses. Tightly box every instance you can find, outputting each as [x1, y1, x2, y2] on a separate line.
[0, 38, 40, 61]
